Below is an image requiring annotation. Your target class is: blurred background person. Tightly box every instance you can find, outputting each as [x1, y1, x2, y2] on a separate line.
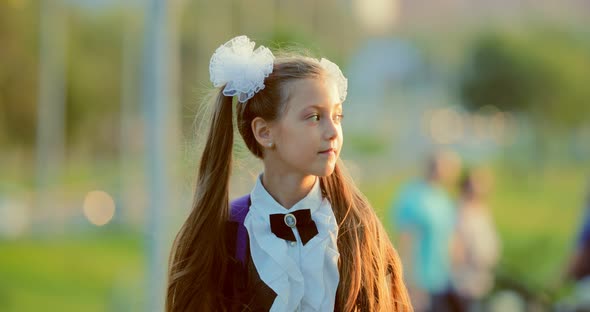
[554, 178, 590, 312]
[566, 178, 590, 282]
[391, 149, 463, 312]
[452, 167, 500, 312]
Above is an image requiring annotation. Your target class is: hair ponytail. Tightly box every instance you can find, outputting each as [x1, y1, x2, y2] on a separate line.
[321, 161, 412, 312]
[166, 90, 234, 311]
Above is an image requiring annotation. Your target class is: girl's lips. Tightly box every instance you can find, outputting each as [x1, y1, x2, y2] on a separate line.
[319, 148, 336, 154]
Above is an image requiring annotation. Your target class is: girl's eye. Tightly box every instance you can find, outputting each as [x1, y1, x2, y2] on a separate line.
[334, 114, 344, 122]
[308, 114, 320, 121]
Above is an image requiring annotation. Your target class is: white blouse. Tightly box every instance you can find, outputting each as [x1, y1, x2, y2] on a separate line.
[244, 175, 340, 312]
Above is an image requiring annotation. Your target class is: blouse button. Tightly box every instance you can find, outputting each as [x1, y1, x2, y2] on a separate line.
[290, 241, 296, 247]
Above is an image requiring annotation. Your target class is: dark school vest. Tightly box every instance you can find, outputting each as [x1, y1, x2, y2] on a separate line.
[222, 195, 276, 311]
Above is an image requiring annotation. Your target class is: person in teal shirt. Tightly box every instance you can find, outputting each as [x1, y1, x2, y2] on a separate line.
[392, 150, 462, 312]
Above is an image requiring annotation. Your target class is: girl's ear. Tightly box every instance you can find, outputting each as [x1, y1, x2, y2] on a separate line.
[251, 117, 274, 148]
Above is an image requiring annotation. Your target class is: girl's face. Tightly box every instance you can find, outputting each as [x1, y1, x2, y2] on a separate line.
[267, 77, 343, 177]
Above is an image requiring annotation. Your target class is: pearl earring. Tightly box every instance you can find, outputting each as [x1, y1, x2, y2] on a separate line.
[268, 142, 274, 148]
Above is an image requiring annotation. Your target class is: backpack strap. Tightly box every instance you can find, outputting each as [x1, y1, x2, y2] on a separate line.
[229, 194, 251, 266]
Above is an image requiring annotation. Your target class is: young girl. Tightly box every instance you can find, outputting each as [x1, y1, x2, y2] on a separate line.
[166, 36, 412, 312]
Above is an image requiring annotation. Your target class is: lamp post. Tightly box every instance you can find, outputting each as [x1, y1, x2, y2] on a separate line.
[143, 1, 171, 310]
[36, 0, 66, 233]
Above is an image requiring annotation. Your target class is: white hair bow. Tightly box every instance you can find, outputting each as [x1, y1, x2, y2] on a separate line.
[320, 58, 348, 103]
[209, 36, 275, 103]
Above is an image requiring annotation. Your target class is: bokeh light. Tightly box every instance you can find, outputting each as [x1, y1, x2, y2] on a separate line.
[82, 190, 116, 226]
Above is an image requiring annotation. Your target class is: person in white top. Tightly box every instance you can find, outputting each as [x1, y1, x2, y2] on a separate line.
[166, 36, 413, 311]
[452, 167, 500, 311]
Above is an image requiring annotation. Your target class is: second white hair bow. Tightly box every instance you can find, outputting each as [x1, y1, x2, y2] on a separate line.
[320, 58, 348, 103]
[209, 36, 275, 103]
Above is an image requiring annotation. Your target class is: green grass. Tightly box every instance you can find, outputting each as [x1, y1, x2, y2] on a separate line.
[0, 228, 145, 312]
[487, 167, 586, 294]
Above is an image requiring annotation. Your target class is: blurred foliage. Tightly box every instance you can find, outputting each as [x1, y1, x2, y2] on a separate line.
[459, 27, 590, 130]
[0, 2, 127, 158]
[0, 1, 39, 147]
[65, 7, 125, 157]
[265, 28, 316, 51]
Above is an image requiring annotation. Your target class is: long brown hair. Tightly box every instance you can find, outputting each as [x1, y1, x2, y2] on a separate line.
[167, 56, 412, 311]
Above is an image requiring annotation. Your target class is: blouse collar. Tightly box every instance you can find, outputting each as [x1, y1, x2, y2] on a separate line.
[250, 174, 323, 215]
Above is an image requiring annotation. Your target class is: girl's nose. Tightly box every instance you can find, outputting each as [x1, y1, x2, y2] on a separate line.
[323, 118, 339, 140]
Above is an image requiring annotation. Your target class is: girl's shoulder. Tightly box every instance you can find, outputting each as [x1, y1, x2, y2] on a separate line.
[228, 195, 251, 266]
[230, 194, 251, 223]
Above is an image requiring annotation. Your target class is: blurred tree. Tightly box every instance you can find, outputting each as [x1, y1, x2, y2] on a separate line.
[459, 28, 590, 131]
[66, 8, 125, 158]
[264, 28, 316, 52]
[0, 1, 39, 148]
[0, 2, 127, 160]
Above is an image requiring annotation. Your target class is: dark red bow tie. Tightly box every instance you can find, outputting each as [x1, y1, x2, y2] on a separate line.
[269, 209, 319, 245]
